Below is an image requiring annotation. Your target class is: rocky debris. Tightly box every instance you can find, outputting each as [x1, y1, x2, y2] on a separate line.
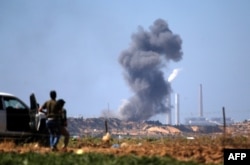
[226, 120, 250, 136]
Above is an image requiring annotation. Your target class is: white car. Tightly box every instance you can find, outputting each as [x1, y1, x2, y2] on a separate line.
[0, 92, 49, 145]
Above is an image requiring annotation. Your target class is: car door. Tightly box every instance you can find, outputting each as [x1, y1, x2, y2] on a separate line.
[0, 96, 6, 132]
[4, 95, 31, 132]
[29, 93, 39, 131]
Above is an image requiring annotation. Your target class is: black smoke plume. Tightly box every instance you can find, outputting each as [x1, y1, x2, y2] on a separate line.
[119, 18, 183, 121]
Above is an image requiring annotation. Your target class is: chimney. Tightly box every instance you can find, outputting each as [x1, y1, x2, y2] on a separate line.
[199, 84, 203, 117]
[175, 93, 180, 125]
[166, 94, 172, 125]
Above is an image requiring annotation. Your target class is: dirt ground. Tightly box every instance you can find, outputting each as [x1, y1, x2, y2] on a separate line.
[0, 136, 230, 165]
[74, 142, 224, 164]
[2, 132, 250, 165]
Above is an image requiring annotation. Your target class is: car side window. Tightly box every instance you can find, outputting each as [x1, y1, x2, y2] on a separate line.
[3, 96, 26, 109]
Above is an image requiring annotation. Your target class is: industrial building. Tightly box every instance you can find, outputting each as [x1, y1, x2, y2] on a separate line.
[167, 84, 235, 126]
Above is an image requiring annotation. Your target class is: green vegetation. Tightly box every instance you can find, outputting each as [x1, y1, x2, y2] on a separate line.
[0, 152, 209, 165]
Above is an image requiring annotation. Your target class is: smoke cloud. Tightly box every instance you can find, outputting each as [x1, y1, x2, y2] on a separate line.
[119, 18, 183, 121]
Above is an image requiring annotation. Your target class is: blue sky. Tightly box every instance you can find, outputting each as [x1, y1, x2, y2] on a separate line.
[1, 0, 250, 124]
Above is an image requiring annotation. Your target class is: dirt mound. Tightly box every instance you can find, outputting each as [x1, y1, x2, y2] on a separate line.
[146, 126, 181, 134]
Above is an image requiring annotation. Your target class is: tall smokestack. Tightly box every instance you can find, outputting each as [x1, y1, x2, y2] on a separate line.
[175, 93, 180, 125]
[166, 68, 182, 125]
[199, 84, 203, 117]
[166, 94, 171, 125]
[118, 18, 183, 121]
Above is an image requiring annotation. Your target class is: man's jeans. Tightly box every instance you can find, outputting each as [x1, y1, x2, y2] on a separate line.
[46, 119, 61, 149]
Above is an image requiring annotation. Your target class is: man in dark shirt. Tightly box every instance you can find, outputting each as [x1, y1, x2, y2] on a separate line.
[39, 90, 62, 151]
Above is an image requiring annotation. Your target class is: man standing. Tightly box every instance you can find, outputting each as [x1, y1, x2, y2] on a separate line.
[39, 90, 61, 151]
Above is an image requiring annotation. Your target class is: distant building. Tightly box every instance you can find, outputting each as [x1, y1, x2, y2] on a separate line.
[209, 117, 234, 125]
[185, 117, 234, 126]
[185, 117, 215, 126]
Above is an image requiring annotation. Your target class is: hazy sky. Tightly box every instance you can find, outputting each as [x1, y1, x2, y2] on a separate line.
[1, 0, 250, 124]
